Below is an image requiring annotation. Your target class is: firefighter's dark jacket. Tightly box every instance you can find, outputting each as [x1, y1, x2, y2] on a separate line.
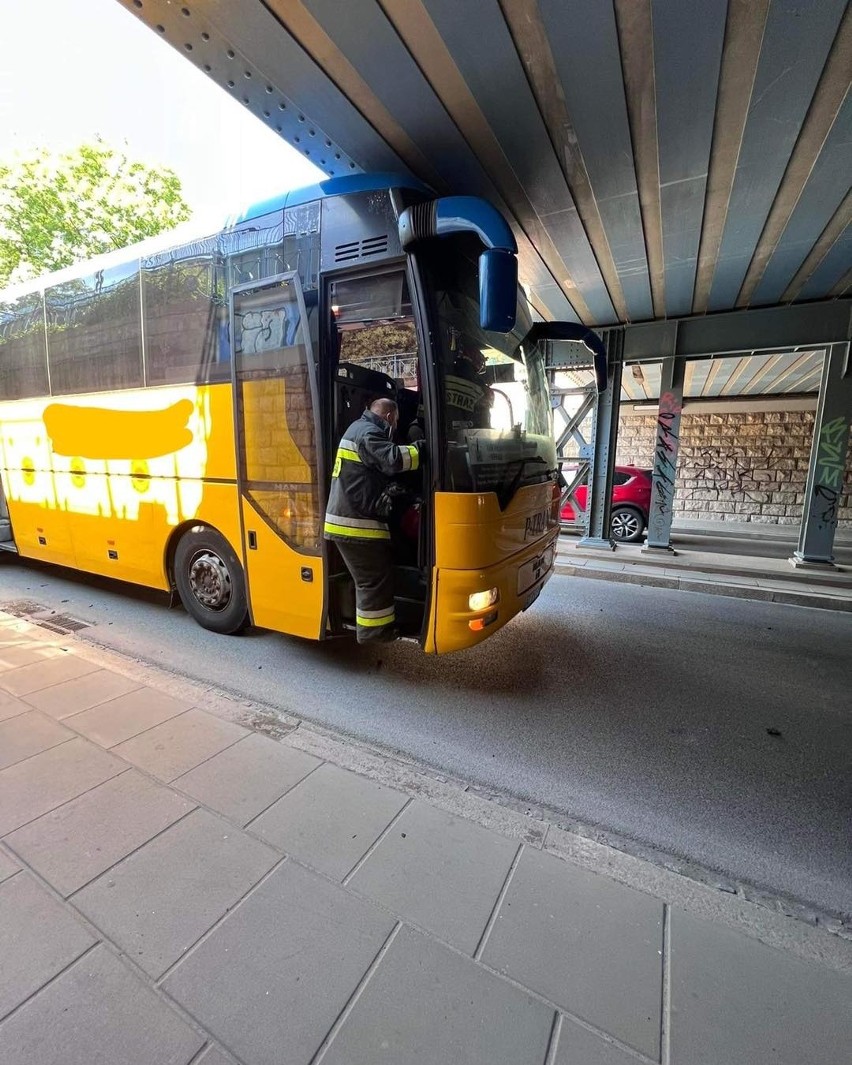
[324, 410, 421, 542]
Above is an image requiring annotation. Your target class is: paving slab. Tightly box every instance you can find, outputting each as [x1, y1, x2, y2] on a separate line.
[322, 925, 554, 1065]
[164, 860, 395, 1065]
[0, 694, 32, 722]
[249, 762, 407, 880]
[111, 707, 247, 782]
[0, 944, 204, 1065]
[554, 1018, 642, 1065]
[348, 800, 518, 954]
[0, 653, 99, 697]
[65, 686, 192, 747]
[22, 669, 142, 719]
[174, 733, 321, 826]
[481, 845, 663, 1061]
[0, 712, 74, 770]
[5, 770, 195, 897]
[195, 1048, 237, 1065]
[670, 909, 852, 1065]
[0, 738, 125, 836]
[0, 850, 18, 882]
[72, 808, 278, 978]
[0, 642, 63, 673]
[0, 872, 95, 1021]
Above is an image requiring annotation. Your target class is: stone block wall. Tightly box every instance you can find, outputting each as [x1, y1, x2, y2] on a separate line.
[616, 409, 852, 528]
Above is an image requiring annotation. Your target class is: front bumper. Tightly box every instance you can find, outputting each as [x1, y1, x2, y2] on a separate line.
[426, 534, 558, 654]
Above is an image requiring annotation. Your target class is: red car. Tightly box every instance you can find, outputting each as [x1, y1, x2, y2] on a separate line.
[560, 465, 653, 543]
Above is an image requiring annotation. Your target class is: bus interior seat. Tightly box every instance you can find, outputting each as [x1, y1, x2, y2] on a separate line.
[334, 362, 397, 439]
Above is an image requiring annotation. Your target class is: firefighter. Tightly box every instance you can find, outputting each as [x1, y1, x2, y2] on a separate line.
[324, 397, 423, 643]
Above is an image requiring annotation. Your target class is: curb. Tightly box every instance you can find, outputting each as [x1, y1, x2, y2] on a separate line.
[555, 562, 852, 612]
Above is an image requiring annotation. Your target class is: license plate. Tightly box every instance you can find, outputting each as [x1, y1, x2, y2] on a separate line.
[521, 585, 542, 611]
[517, 543, 554, 596]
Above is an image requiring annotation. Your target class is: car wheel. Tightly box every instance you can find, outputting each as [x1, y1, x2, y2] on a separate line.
[174, 526, 249, 634]
[611, 506, 645, 543]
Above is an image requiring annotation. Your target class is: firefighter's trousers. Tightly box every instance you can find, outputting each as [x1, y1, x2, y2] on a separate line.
[335, 540, 396, 643]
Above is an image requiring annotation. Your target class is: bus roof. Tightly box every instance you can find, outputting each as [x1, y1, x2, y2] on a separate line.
[0, 172, 433, 304]
[230, 172, 433, 225]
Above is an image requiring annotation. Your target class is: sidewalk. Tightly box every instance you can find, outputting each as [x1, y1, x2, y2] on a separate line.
[556, 535, 852, 612]
[1, 610, 850, 1065]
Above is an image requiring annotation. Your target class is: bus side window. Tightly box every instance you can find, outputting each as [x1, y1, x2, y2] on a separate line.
[46, 263, 144, 395]
[0, 291, 49, 400]
[142, 237, 220, 386]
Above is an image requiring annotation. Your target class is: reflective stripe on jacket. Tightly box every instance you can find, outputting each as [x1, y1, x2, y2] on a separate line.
[324, 410, 421, 543]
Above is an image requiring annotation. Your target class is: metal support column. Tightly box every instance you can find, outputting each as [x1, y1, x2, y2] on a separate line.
[577, 329, 623, 550]
[791, 342, 852, 567]
[644, 356, 686, 551]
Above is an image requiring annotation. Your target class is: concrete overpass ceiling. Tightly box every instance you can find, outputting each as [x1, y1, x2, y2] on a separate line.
[119, 0, 851, 330]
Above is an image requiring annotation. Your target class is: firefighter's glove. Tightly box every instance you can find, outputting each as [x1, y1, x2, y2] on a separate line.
[375, 482, 407, 520]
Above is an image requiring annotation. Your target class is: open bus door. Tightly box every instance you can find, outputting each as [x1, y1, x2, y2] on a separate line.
[229, 273, 325, 638]
[0, 476, 16, 554]
[324, 268, 431, 643]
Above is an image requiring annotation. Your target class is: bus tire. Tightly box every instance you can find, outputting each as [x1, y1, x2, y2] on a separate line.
[173, 526, 249, 635]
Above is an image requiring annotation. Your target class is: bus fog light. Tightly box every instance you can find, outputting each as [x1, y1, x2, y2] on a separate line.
[468, 587, 499, 611]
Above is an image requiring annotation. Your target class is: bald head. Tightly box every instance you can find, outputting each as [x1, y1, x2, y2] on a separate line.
[370, 398, 398, 417]
[369, 397, 399, 431]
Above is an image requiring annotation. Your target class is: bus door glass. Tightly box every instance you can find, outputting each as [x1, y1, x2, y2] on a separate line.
[230, 273, 324, 638]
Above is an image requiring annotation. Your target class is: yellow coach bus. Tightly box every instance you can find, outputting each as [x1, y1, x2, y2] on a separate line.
[0, 174, 605, 653]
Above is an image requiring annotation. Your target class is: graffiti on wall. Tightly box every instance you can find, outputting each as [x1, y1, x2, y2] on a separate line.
[691, 447, 751, 491]
[812, 416, 848, 531]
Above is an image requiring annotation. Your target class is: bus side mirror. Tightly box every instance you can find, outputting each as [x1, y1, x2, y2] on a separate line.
[528, 321, 608, 394]
[479, 249, 517, 333]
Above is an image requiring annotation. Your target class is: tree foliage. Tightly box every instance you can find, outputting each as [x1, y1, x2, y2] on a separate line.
[0, 140, 191, 288]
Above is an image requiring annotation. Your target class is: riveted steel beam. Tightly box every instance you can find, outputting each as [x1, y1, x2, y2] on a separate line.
[645, 357, 686, 551]
[614, 299, 852, 362]
[577, 329, 623, 549]
[792, 342, 852, 566]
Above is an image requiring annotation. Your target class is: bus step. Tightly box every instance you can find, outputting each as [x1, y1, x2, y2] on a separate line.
[0, 541, 18, 553]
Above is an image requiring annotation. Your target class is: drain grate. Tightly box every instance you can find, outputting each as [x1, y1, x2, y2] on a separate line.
[1, 601, 91, 634]
[36, 614, 91, 634]
[2, 600, 46, 617]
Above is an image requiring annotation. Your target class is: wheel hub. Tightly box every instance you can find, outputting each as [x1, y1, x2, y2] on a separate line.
[188, 551, 232, 610]
[612, 512, 640, 539]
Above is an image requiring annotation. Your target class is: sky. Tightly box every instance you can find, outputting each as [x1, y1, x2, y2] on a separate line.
[0, 0, 324, 229]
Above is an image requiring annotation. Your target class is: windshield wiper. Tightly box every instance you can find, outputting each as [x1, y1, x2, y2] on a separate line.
[495, 456, 550, 510]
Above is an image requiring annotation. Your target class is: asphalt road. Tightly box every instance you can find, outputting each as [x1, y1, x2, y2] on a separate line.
[1, 556, 850, 919]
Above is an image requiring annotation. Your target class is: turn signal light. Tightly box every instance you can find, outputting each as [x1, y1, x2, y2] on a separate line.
[469, 610, 498, 631]
[468, 587, 499, 611]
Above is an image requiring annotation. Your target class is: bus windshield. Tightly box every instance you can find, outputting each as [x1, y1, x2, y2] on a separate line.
[419, 240, 556, 505]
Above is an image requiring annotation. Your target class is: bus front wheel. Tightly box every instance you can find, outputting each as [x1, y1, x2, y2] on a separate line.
[174, 526, 249, 635]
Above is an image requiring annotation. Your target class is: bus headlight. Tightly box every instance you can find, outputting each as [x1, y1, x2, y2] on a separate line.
[468, 587, 499, 611]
